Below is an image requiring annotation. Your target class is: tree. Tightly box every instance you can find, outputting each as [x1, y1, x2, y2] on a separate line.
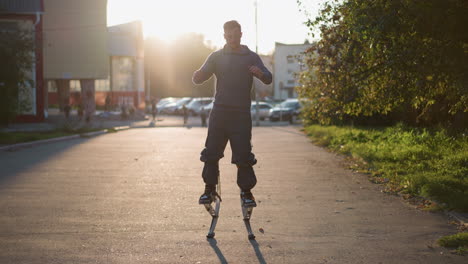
[0, 24, 34, 126]
[297, 0, 468, 128]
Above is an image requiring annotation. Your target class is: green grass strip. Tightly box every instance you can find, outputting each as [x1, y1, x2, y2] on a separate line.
[304, 123, 468, 211]
[0, 131, 74, 145]
[438, 232, 468, 255]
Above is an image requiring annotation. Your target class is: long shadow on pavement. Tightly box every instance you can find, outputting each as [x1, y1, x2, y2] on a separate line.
[0, 136, 101, 186]
[249, 240, 267, 264]
[207, 238, 228, 264]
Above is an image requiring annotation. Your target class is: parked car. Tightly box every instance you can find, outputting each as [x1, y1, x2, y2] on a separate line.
[159, 97, 192, 114]
[172, 97, 194, 115]
[269, 98, 301, 123]
[250, 101, 273, 120]
[157, 97, 176, 106]
[156, 97, 177, 110]
[203, 101, 213, 113]
[163, 97, 192, 115]
[186, 97, 213, 116]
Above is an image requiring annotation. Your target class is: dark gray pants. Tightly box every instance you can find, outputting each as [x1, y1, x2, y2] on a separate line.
[200, 108, 257, 191]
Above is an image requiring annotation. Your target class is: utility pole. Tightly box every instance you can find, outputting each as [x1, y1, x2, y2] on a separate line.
[254, 0, 260, 126]
[146, 56, 151, 102]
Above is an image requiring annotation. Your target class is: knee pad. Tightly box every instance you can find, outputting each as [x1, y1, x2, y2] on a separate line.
[236, 165, 257, 190]
[235, 159, 257, 168]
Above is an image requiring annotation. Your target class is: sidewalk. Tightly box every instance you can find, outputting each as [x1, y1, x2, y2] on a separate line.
[1, 108, 151, 133]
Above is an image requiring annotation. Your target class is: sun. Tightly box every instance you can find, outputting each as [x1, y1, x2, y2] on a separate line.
[143, 18, 181, 43]
[108, 0, 316, 54]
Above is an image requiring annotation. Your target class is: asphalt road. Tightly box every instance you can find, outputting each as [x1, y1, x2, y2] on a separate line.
[0, 126, 465, 263]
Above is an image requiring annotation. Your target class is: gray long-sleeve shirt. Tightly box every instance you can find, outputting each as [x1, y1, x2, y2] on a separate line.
[197, 45, 272, 111]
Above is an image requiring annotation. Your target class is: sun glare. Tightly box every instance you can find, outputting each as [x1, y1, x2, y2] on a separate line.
[109, 0, 221, 43]
[108, 0, 319, 54]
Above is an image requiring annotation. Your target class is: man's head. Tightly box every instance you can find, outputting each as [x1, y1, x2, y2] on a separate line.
[224, 20, 242, 49]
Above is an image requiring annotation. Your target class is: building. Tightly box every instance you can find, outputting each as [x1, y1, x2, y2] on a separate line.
[0, 0, 45, 122]
[273, 42, 312, 100]
[43, 0, 109, 118]
[47, 20, 145, 112]
[107, 21, 145, 110]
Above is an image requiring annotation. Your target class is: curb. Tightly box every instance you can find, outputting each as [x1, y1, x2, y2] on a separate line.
[77, 130, 108, 138]
[114, 126, 130, 131]
[446, 211, 468, 227]
[0, 127, 128, 152]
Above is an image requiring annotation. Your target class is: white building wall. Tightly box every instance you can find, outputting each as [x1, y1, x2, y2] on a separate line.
[273, 43, 311, 100]
[108, 21, 145, 97]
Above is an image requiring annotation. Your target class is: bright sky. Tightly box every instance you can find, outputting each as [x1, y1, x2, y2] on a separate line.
[107, 0, 324, 55]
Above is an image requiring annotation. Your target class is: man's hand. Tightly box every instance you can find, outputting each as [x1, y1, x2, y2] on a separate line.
[249, 65, 264, 79]
[193, 70, 209, 84]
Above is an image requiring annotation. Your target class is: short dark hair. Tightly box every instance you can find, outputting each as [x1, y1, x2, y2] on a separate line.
[224, 20, 241, 32]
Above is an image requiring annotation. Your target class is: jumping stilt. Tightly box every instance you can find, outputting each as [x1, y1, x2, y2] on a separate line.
[241, 197, 256, 240]
[204, 192, 221, 238]
[201, 176, 221, 239]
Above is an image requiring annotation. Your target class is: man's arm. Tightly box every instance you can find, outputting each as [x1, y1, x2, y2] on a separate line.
[193, 52, 215, 85]
[192, 70, 212, 85]
[249, 54, 272, 84]
[249, 66, 272, 84]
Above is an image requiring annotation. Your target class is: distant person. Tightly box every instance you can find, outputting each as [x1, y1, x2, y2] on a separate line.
[77, 104, 84, 121]
[129, 106, 135, 118]
[121, 104, 127, 120]
[182, 104, 188, 125]
[63, 99, 71, 119]
[200, 106, 207, 127]
[105, 95, 111, 111]
[151, 98, 157, 121]
[192, 20, 272, 207]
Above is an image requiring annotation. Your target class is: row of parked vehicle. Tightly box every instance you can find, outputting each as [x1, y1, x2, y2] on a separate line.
[155, 97, 213, 116]
[154, 97, 302, 123]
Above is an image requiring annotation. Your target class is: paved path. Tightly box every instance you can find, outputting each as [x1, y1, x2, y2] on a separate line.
[0, 126, 465, 263]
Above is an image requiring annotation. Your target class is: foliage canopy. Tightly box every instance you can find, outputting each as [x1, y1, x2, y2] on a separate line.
[0, 23, 34, 126]
[297, 0, 468, 128]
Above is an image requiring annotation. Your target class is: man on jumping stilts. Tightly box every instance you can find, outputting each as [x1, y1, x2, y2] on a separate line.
[192, 20, 272, 207]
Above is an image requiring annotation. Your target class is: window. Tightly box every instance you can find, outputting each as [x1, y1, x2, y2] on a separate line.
[0, 21, 19, 33]
[286, 55, 294, 63]
[287, 80, 295, 85]
[70, 80, 81, 92]
[112, 57, 134, 91]
[47, 80, 57, 92]
[95, 79, 110, 91]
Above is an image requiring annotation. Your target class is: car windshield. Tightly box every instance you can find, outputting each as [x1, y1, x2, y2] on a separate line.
[186, 100, 200, 108]
[175, 98, 191, 106]
[280, 101, 298, 108]
[251, 103, 270, 110]
[157, 98, 176, 106]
